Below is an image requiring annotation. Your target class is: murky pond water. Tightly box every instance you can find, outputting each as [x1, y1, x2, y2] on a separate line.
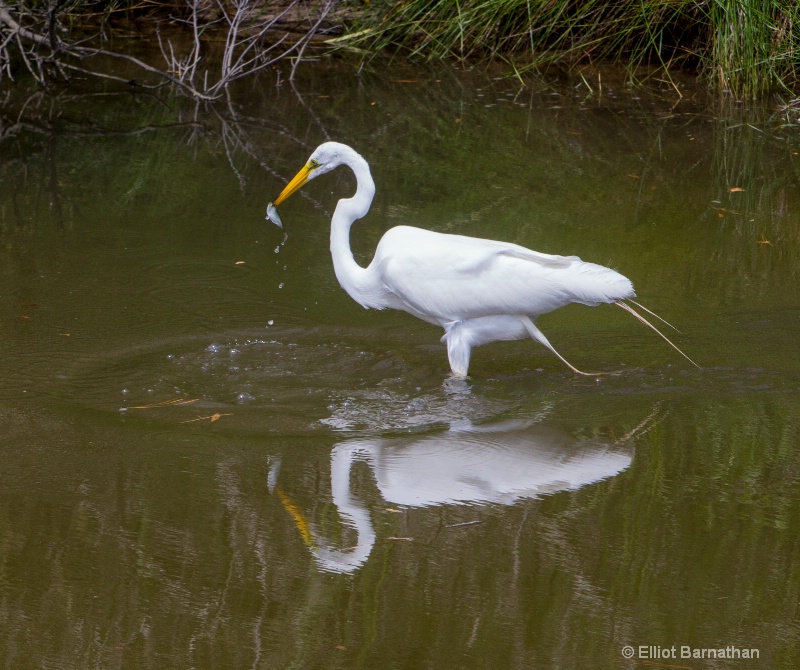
[2, 60, 800, 668]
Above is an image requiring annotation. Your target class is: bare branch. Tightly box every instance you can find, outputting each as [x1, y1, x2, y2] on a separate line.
[0, 1, 52, 46]
[1, 0, 340, 99]
[291, 0, 334, 80]
[72, 45, 218, 100]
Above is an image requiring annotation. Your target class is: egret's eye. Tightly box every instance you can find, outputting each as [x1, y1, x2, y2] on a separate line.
[308, 159, 320, 169]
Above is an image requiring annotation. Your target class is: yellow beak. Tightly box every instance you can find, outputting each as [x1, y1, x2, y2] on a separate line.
[274, 162, 314, 206]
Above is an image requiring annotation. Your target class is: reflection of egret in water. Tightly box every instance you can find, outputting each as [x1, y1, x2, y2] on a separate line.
[270, 408, 659, 574]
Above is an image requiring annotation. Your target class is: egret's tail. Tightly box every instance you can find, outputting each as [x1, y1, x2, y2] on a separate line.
[615, 301, 700, 369]
[627, 299, 681, 333]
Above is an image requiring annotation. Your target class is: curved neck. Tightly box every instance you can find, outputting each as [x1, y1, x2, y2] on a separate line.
[330, 153, 376, 305]
[312, 443, 376, 573]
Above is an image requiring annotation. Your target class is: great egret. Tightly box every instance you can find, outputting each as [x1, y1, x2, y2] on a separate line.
[270, 141, 697, 377]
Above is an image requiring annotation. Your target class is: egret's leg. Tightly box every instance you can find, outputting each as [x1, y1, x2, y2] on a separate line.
[519, 316, 604, 377]
[442, 324, 472, 377]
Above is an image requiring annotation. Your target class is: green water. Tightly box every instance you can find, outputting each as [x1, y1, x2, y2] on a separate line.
[1, 62, 799, 668]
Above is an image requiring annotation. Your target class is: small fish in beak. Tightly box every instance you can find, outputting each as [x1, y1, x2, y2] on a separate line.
[266, 202, 283, 229]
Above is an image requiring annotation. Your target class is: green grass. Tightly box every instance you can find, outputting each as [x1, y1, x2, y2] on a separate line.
[708, 0, 798, 97]
[337, 0, 800, 98]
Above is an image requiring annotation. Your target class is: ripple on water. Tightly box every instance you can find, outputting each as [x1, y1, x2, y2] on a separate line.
[55, 323, 759, 436]
[59, 326, 560, 434]
[319, 381, 521, 433]
[55, 328, 527, 435]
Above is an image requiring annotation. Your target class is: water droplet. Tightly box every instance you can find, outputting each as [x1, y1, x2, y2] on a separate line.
[267, 320, 274, 326]
[237, 392, 255, 403]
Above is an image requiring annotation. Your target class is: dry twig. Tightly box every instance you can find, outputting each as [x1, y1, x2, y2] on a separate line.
[0, 0, 339, 98]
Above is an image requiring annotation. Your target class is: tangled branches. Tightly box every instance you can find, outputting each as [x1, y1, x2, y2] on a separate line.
[0, 0, 339, 99]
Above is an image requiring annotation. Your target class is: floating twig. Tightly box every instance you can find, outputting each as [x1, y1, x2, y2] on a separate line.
[446, 520, 482, 529]
[129, 397, 199, 409]
[180, 412, 231, 424]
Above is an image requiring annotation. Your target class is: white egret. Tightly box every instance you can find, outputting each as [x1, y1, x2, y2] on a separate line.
[270, 142, 698, 377]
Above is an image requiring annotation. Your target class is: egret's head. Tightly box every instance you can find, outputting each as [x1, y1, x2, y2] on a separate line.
[274, 142, 349, 206]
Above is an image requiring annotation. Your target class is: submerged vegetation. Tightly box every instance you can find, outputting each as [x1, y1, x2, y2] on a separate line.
[0, 0, 798, 101]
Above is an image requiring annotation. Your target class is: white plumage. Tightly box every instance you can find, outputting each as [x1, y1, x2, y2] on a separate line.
[271, 142, 696, 377]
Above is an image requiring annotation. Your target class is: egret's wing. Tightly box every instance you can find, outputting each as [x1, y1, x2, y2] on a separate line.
[372, 227, 620, 321]
[455, 241, 580, 274]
